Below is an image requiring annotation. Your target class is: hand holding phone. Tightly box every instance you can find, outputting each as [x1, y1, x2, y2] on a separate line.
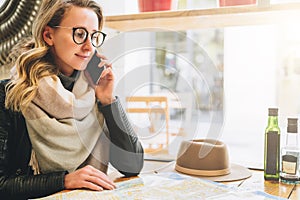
[86, 51, 105, 84]
[86, 52, 114, 105]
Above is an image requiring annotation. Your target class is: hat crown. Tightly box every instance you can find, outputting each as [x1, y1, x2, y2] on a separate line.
[176, 139, 230, 176]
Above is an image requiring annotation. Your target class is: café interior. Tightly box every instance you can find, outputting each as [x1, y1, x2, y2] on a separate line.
[1, 0, 300, 198]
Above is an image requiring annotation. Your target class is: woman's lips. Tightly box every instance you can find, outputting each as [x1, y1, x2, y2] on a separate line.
[76, 54, 90, 60]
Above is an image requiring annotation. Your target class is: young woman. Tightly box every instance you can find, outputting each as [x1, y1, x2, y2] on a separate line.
[0, 0, 144, 199]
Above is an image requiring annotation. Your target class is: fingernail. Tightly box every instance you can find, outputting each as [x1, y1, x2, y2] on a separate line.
[111, 184, 116, 190]
[98, 186, 103, 191]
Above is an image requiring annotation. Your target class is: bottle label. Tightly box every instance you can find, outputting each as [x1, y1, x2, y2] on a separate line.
[282, 155, 297, 175]
[266, 131, 279, 175]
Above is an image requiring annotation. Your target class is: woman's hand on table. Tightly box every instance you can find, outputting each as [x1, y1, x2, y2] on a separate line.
[64, 165, 116, 191]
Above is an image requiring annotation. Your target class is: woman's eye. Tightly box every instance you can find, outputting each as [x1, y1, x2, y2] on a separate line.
[92, 35, 98, 41]
[74, 29, 86, 39]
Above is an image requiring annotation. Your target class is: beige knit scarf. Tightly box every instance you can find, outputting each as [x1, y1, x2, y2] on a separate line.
[23, 72, 104, 173]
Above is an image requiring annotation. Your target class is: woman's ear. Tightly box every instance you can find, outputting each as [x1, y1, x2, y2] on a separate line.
[43, 26, 54, 46]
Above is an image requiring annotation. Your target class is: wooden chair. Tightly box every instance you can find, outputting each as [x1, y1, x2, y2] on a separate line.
[126, 96, 169, 153]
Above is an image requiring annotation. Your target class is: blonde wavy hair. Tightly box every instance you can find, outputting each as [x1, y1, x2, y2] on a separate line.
[5, 0, 103, 112]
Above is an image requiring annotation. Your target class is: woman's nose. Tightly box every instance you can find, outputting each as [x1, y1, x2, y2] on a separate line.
[82, 36, 94, 51]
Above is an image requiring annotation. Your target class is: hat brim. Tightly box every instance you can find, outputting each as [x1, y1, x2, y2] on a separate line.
[175, 163, 252, 182]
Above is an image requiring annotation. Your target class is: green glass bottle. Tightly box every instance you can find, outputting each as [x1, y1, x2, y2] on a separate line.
[264, 108, 280, 181]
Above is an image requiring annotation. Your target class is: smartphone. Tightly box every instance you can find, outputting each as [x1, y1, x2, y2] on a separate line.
[86, 51, 105, 84]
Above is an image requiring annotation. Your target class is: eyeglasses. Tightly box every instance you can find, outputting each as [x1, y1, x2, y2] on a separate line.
[52, 26, 106, 47]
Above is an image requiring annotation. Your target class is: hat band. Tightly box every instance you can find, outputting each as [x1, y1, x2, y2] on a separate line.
[175, 164, 231, 177]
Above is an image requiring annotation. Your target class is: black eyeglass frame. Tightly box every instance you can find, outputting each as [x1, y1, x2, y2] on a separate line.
[52, 26, 106, 47]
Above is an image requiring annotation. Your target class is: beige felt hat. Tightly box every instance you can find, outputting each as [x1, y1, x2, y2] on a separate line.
[175, 139, 252, 182]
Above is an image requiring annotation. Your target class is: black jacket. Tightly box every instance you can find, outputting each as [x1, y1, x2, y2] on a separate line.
[0, 79, 144, 200]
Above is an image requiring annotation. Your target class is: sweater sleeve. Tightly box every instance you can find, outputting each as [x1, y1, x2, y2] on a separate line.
[98, 97, 144, 177]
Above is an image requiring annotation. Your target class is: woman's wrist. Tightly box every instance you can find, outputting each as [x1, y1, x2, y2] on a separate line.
[97, 96, 116, 106]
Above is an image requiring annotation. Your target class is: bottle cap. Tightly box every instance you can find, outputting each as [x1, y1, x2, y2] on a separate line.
[287, 118, 298, 133]
[268, 108, 278, 116]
